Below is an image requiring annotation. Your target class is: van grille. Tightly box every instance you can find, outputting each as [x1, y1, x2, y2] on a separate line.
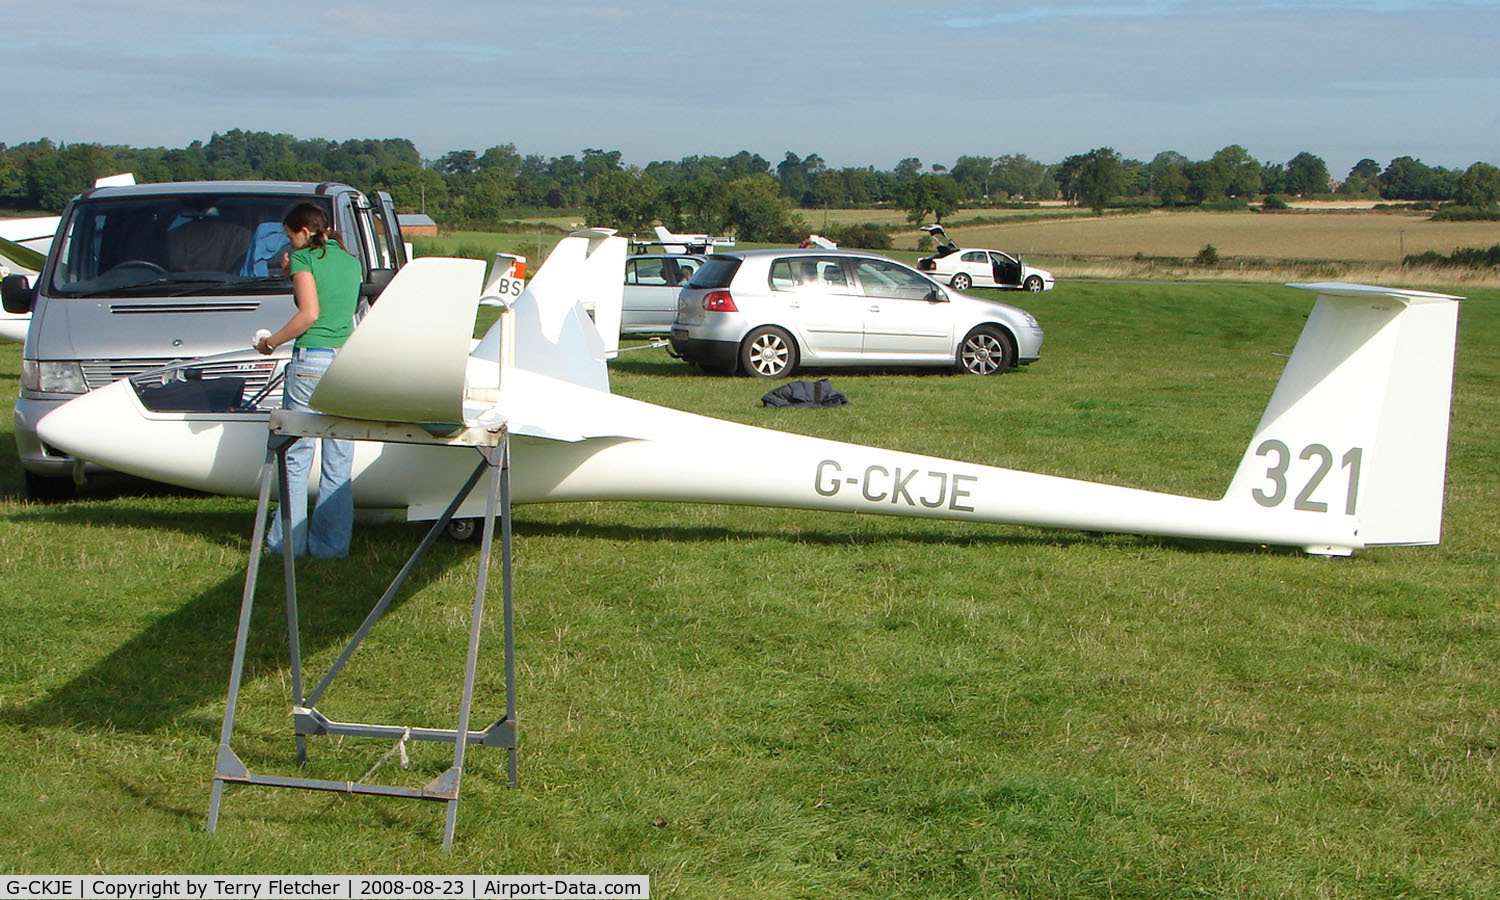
[82, 357, 282, 393]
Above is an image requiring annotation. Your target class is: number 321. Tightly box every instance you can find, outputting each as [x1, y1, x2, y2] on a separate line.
[1252, 440, 1362, 515]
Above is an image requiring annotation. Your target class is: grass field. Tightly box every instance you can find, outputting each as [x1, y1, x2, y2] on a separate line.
[911, 210, 1500, 263]
[2, 281, 1496, 896]
[427, 205, 1500, 291]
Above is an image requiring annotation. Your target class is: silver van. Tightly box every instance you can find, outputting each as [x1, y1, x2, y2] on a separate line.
[4, 180, 406, 499]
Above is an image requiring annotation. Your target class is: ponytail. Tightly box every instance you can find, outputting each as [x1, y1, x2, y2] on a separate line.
[282, 202, 339, 257]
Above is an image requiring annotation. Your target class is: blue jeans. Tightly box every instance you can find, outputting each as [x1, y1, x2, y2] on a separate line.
[266, 347, 354, 558]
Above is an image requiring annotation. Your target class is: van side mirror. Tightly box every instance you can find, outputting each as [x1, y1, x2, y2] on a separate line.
[1, 274, 34, 314]
[360, 268, 395, 301]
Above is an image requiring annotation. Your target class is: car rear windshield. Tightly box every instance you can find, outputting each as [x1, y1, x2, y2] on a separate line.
[685, 256, 740, 289]
[48, 194, 333, 298]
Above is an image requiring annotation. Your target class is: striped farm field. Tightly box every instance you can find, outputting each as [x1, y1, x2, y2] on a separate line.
[798, 205, 1083, 229]
[902, 209, 1500, 264]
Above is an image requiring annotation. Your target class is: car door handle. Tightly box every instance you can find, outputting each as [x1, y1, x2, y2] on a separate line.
[867, 305, 881, 313]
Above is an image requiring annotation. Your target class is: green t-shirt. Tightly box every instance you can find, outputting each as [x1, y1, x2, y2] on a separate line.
[290, 239, 362, 349]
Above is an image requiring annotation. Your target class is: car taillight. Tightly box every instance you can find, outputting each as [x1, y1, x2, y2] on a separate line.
[702, 290, 737, 312]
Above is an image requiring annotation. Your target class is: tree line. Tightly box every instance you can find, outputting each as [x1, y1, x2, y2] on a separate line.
[2, 130, 1497, 243]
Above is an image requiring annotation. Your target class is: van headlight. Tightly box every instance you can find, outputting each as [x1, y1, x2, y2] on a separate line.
[21, 360, 87, 394]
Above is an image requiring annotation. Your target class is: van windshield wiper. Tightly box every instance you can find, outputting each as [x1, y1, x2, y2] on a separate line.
[59, 277, 291, 299]
[160, 277, 290, 297]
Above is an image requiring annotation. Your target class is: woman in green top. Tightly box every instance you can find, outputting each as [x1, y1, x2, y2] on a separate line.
[254, 202, 362, 558]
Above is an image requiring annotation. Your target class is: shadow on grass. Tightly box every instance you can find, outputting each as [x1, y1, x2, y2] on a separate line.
[510, 510, 1295, 556]
[608, 352, 1038, 381]
[4, 494, 1295, 740]
[3, 520, 478, 737]
[3, 495, 261, 560]
[0, 463, 211, 506]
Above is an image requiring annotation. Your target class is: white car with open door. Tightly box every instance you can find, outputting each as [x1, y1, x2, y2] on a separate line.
[916, 224, 1054, 293]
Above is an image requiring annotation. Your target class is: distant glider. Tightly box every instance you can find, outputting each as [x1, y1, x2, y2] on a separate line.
[36, 231, 1461, 556]
[0, 215, 59, 342]
[1, 173, 135, 342]
[639, 225, 736, 255]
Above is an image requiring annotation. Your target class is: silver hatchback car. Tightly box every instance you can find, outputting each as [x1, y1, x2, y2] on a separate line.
[669, 249, 1043, 378]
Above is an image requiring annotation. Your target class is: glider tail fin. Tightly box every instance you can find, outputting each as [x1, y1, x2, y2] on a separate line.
[1222, 282, 1461, 549]
[471, 229, 626, 393]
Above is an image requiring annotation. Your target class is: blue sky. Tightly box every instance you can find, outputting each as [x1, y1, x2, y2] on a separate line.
[6, 1, 1497, 177]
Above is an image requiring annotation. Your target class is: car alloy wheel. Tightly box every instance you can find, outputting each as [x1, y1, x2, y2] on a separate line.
[959, 326, 1014, 375]
[1025, 276, 1044, 292]
[741, 326, 797, 378]
[951, 273, 972, 291]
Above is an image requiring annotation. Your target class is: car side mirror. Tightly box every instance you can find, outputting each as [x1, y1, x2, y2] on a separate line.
[360, 267, 396, 300]
[927, 287, 947, 303]
[1, 274, 34, 314]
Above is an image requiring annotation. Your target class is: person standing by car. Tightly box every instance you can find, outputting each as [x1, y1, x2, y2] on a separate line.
[254, 203, 361, 558]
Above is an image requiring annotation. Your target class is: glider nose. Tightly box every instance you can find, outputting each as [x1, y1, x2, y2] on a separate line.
[35, 378, 141, 468]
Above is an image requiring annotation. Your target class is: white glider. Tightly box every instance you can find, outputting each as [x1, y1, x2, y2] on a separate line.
[1, 174, 133, 342]
[0, 214, 58, 342]
[645, 225, 735, 255]
[35, 231, 1461, 556]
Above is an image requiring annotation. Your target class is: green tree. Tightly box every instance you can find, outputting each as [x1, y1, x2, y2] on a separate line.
[661, 175, 729, 233]
[477, 144, 521, 178]
[1120, 157, 1151, 198]
[950, 155, 995, 201]
[1453, 162, 1500, 208]
[1155, 166, 1189, 207]
[1184, 159, 1230, 204]
[776, 152, 812, 202]
[1073, 147, 1123, 214]
[1339, 158, 1381, 196]
[457, 168, 514, 222]
[991, 154, 1049, 200]
[587, 168, 658, 232]
[892, 157, 923, 183]
[26, 142, 120, 210]
[373, 162, 448, 215]
[1211, 145, 1261, 197]
[1260, 162, 1286, 195]
[512, 154, 551, 207]
[1282, 152, 1330, 196]
[1349, 158, 1381, 181]
[723, 174, 798, 241]
[895, 174, 960, 224]
[580, 148, 624, 184]
[1379, 156, 1454, 201]
[1147, 151, 1188, 203]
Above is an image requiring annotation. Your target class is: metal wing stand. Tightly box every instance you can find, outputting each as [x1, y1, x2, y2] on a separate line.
[207, 412, 516, 851]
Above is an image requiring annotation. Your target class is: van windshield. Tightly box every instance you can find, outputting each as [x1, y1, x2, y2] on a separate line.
[48, 194, 335, 298]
